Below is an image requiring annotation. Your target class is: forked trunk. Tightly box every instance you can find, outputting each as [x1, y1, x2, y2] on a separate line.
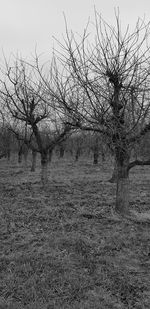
[41, 151, 48, 185]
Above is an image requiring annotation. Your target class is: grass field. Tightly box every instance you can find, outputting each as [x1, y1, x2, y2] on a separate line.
[0, 154, 150, 308]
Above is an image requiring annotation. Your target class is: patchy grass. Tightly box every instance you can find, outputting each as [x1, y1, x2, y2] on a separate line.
[0, 154, 150, 308]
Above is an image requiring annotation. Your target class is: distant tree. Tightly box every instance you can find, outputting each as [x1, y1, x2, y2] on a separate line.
[74, 133, 83, 161]
[29, 149, 36, 172]
[91, 133, 99, 165]
[58, 141, 66, 158]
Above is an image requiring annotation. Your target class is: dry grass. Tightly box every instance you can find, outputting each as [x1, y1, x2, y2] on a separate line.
[0, 154, 150, 308]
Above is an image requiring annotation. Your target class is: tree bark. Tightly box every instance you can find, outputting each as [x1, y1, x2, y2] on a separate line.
[109, 159, 118, 182]
[116, 175, 130, 214]
[115, 153, 130, 215]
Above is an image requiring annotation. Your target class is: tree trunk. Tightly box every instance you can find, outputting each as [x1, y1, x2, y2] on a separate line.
[32, 124, 48, 184]
[48, 148, 53, 163]
[101, 146, 105, 163]
[115, 154, 130, 215]
[93, 151, 99, 164]
[31, 150, 37, 172]
[93, 135, 99, 164]
[59, 145, 65, 158]
[116, 175, 130, 214]
[109, 159, 118, 182]
[18, 147, 23, 163]
[6, 148, 11, 161]
[41, 151, 48, 185]
[75, 147, 81, 161]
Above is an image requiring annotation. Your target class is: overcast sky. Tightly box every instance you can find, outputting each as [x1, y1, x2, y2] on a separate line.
[0, 0, 150, 62]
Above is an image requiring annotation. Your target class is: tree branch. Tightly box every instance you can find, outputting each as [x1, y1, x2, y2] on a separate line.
[128, 159, 150, 171]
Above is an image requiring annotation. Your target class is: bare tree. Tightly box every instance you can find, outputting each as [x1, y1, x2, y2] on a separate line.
[53, 12, 150, 216]
[0, 58, 71, 185]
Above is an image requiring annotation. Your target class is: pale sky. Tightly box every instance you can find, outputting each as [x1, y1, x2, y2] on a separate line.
[0, 0, 150, 62]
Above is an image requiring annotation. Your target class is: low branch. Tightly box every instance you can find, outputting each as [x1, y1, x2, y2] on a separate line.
[65, 121, 111, 138]
[129, 122, 150, 144]
[128, 159, 150, 171]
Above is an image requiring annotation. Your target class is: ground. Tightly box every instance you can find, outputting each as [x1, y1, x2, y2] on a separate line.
[0, 154, 150, 308]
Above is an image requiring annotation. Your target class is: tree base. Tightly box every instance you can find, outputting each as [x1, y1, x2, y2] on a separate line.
[112, 208, 150, 223]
